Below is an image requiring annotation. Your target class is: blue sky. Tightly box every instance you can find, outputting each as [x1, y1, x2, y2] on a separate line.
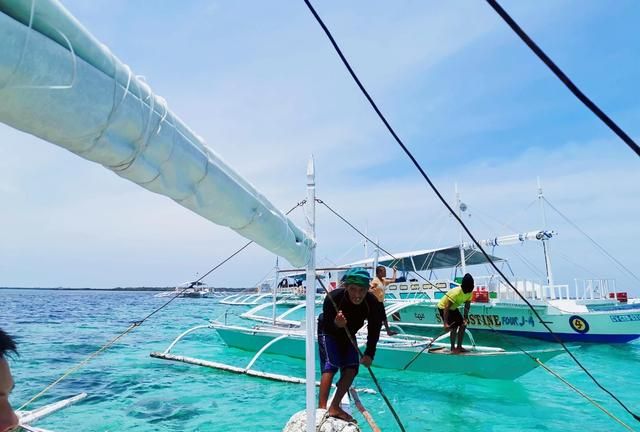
[0, 1, 638, 291]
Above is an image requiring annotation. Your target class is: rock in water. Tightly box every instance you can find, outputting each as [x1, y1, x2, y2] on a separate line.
[283, 409, 360, 432]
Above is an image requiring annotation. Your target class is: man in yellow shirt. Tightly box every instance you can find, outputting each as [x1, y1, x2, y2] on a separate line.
[437, 273, 474, 353]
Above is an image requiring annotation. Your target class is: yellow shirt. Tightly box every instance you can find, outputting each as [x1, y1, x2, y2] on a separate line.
[369, 277, 386, 303]
[437, 287, 472, 310]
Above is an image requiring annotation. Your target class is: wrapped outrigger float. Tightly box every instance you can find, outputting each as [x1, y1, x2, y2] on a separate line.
[17, 393, 87, 432]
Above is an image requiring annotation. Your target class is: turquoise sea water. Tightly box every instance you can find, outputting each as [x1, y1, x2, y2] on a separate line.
[2, 289, 639, 431]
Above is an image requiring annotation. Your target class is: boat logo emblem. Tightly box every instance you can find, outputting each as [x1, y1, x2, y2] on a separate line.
[569, 315, 590, 334]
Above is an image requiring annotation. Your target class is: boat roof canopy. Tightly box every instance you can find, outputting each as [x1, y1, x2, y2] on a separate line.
[347, 246, 505, 273]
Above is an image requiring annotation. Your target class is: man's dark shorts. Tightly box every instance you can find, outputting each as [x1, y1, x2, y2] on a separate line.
[318, 333, 359, 374]
[438, 308, 464, 327]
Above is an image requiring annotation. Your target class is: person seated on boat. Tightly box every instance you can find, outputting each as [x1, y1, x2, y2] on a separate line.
[370, 265, 398, 336]
[0, 329, 19, 432]
[317, 267, 384, 423]
[437, 273, 474, 354]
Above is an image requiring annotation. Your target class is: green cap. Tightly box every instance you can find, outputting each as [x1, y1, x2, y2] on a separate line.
[342, 267, 371, 288]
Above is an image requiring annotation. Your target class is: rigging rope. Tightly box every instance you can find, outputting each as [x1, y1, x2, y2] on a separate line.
[533, 360, 634, 432]
[481, 320, 634, 431]
[18, 200, 307, 411]
[316, 276, 406, 432]
[542, 197, 640, 284]
[485, 0, 640, 158]
[301, 1, 640, 422]
[400, 330, 449, 371]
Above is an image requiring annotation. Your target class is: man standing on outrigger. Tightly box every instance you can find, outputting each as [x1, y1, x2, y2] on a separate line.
[437, 273, 474, 353]
[317, 267, 384, 423]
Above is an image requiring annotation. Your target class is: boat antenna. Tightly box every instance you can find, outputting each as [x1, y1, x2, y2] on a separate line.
[364, 222, 369, 259]
[456, 183, 467, 275]
[302, 0, 640, 421]
[537, 178, 554, 288]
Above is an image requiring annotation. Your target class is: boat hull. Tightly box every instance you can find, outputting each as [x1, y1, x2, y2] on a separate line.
[216, 326, 306, 359]
[373, 345, 561, 380]
[213, 324, 563, 380]
[390, 301, 640, 343]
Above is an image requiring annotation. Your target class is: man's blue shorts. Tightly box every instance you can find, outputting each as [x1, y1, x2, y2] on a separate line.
[318, 333, 359, 374]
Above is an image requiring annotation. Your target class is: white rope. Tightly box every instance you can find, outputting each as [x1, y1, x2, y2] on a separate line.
[1, 0, 78, 91]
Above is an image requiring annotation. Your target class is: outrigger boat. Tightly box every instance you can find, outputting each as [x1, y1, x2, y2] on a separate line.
[215, 322, 563, 380]
[346, 228, 640, 344]
[220, 289, 306, 306]
[151, 316, 564, 381]
[383, 277, 640, 343]
[155, 281, 216, 299]
[219, 270, 331, 306]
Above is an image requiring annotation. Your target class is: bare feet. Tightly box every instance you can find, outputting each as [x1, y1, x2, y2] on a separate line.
[328, 407, 357, 424]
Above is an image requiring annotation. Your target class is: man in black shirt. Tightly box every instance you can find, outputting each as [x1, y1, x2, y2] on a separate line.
[317, 267, 384, 423]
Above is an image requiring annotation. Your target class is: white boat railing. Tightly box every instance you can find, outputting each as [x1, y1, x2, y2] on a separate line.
[475, 276, 619, 302]
[574, 278, 616, 300]
[382, 275, 625, 306]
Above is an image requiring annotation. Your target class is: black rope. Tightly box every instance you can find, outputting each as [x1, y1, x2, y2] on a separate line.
[479, 319, 634, 430]
[316, 276, 406, 432]
[485, 0, 640, 158]
[319, 197, 640, 418]
[400, 330, 448, 371]
[317, 199, 440, 287]
[319, 195, 636, 423]
[301, 0, 640, 422]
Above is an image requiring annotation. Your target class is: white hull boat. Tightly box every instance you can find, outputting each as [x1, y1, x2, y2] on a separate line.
[212, 322, 564, 380]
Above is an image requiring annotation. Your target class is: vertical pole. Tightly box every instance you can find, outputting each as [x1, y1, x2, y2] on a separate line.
[364, 223, 369, 259]
[373, 238, 380, 286]
[273, 258, 279, 326]
[305, 156, 317, 432]
[456, 184, 467, 275]
[373, 238, 380, 269]
[537, 178, 554, 288]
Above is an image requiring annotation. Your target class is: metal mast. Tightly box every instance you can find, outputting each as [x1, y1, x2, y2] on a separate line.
[305, 156, 317, 432]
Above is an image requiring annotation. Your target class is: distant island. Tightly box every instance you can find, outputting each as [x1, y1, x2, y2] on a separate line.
[0, 286, 252, 292]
